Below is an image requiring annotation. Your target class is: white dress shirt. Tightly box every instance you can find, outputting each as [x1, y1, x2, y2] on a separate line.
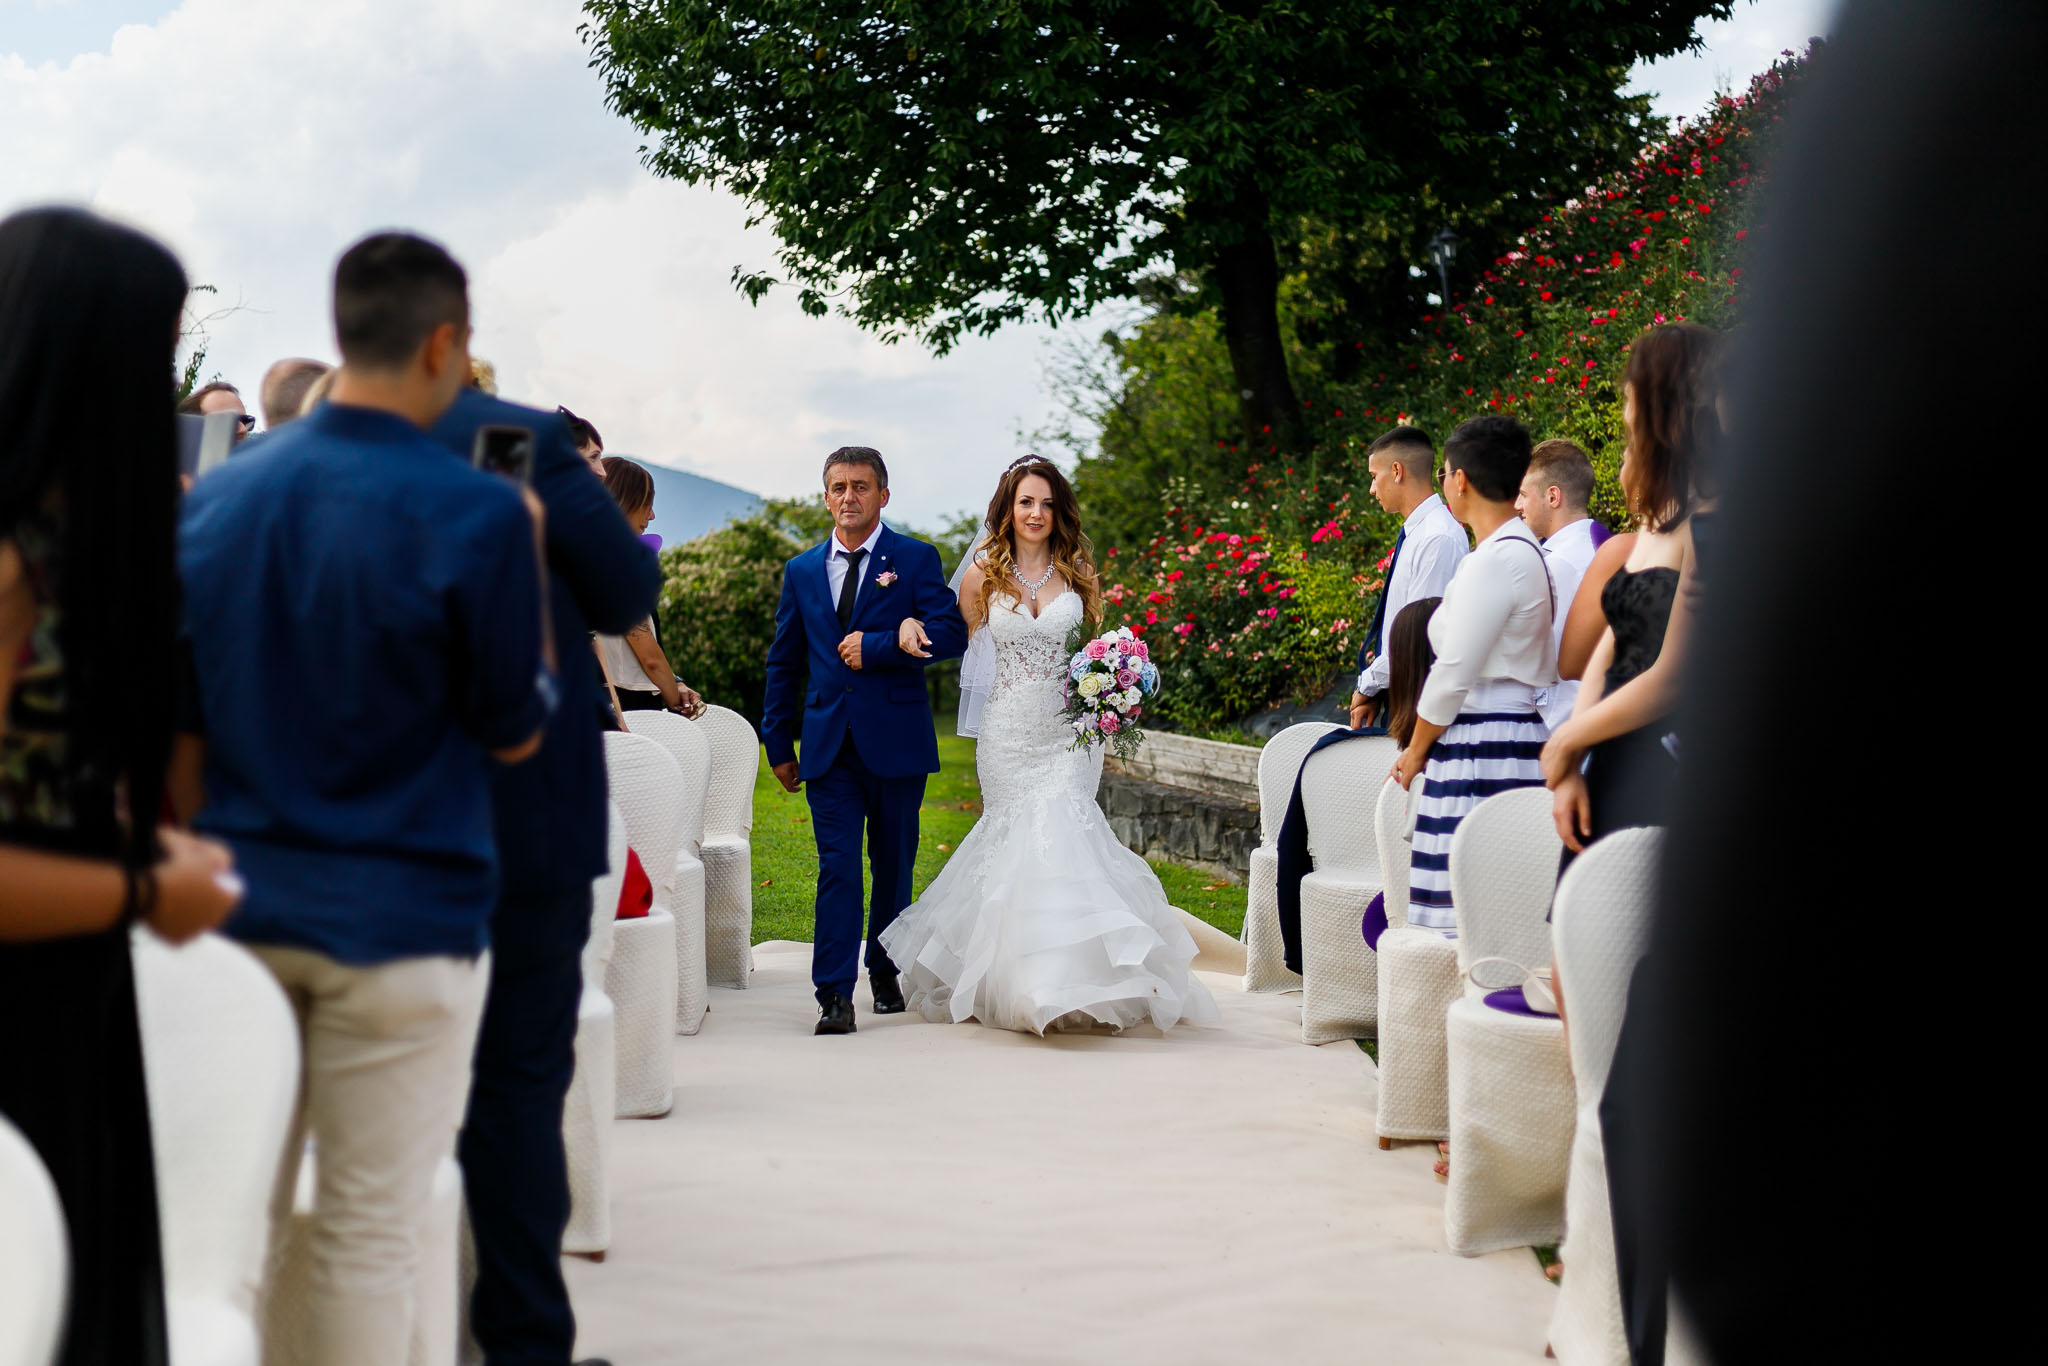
[1358, 493, 1468, 697]
[1535, 516, 1600, 729]
[1417, 519, 1560, 727]
[823, 522, 885, 620]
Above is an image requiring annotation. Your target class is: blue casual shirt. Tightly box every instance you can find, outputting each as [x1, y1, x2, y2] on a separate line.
[178, 402, 555, 965]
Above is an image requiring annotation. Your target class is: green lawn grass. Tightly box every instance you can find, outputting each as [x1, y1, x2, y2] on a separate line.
[749, 728, 1249, 944]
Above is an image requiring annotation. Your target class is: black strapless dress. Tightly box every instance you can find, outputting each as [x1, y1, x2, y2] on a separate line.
[1558, 565, 1682, 877]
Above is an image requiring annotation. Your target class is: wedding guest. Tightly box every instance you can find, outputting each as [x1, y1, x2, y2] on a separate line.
[296, 366, 338, 418]
[1349, 425, 1466, 729]
[1518, 439, 1606, 728]
[1542, 323, 1721, 866]
[0, 205, 242, 1366]
[1383, 596, 1442, 749]
[467, 356, 499, 394]
[558, 405, 604, 471]
[259, 357, 331, 429]
[1392, 416, 1555, 933]
[595, 455, 702, 717]
[177, 378, 256, 442]
[178, 232, 554, 1366]
[1557, 530, 1636, 683]
[429, 387, 657, 1366]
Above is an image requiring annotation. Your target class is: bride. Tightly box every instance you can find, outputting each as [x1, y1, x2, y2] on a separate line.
[878, 457, 1219, 1036]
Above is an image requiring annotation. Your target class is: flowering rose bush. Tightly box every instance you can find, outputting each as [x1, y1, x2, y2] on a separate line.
[1081, 49, 1810, 731]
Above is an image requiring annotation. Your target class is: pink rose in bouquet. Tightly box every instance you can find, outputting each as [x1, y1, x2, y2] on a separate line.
[1084, 639, 1111, 661]
[1114, 668, 1138, 688]
[1098, 712, 1122, 735]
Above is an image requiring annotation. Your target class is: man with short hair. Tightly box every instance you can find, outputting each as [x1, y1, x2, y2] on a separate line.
[259, 357, 333, 429]
[1349, 425, 1468, 729]
[178, 231, 556, 1366]
[1516, 438, 1607, 728]
[761, 447, 967, 1034]
[178, 378, 256, 441]
[431, 383, 656, 1366]
[557, 405, 603, 471]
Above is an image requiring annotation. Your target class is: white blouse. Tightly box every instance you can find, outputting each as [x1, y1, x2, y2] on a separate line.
[1417, 519, 1559, 727]
[597, 627, 657, 693]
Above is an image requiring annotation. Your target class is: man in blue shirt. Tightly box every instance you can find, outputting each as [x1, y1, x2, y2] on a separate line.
[431, 389, 656, 1366]
[179, 232, 555, 1366]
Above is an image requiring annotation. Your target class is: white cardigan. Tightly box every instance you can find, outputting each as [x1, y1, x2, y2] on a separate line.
[1417, 520, 1559, 726]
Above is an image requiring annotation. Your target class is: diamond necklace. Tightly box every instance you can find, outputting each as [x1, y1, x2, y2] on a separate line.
[1015, 558, 1056, 605]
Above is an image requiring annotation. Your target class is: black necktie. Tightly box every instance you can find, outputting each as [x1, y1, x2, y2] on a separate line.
[1357, 524, 1407, 673]
[836, 547, 867, 632]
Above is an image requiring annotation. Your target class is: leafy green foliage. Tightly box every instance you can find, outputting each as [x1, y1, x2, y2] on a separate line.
[581, 1, 1726, 447]
[1081, 50, 1810, 729]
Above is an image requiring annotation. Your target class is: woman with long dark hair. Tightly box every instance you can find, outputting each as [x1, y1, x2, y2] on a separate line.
[593, 455, 702, 716]
[0, 206, 242, 1366]
[1541, 323, 1722, 865]
[877, 456, 1217, 1035]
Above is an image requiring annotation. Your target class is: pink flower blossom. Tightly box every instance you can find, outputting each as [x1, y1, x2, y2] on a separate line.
[1172, 623, 1194, 639]
[1098, 713, 1122, 735]
[1115, 668, 1139, 687]
[1084, 639, 1110, 661]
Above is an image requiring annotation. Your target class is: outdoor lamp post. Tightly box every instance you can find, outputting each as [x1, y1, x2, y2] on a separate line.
[1427, 227, 1457, 305]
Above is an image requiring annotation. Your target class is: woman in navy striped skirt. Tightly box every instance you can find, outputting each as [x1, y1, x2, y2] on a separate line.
[1392, 417, 1559, 934]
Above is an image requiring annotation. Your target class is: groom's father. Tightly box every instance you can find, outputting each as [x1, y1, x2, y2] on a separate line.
[762, 448, 968, 1034]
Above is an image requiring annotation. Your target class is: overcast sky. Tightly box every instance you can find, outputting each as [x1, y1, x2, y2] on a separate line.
[1, 0, 1835, 527]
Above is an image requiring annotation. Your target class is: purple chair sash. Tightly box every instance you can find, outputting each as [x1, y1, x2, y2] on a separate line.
[1483, 986, 1552, 1018]
[1361, 892, 1388, 950]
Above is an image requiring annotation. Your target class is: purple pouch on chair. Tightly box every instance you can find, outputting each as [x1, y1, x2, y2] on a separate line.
[1361, 892, 1388, 950]
[1484, 987, 1548, 1018]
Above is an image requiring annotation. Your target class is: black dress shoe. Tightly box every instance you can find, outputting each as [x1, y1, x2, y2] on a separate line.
[815, 991, 857, 1035]
[870, 969, 907, 1015]
[573, 1359, 614, 1366]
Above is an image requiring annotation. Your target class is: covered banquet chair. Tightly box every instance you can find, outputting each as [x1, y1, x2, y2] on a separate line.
[0, 1113, 66, 1366]
[691, 704, 762, 989]
[1242, 720, 1342, 993]
[1297, 734, 1399, 1043]
[602, 730, 683, 1115]
[620, 711, 712, 1034]
[562, 801, 628, 1257]
[1373, 773, 1462, 1147]
[1441, 786, 1571, 1255]
[1547, 827, 1663, 1366]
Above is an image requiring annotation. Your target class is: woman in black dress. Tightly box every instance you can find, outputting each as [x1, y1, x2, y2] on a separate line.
[1542, 323, 1723, 864]
[1, 207, 242, 1366]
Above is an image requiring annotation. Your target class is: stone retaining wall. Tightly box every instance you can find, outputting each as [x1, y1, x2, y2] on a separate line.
[1097, 770, 1260, 884]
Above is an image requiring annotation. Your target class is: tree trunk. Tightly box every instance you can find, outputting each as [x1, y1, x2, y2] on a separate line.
[1212, 211, 1304, 456]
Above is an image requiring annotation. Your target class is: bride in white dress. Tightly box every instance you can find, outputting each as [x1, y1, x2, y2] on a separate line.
[878, 459, 1219, 1036]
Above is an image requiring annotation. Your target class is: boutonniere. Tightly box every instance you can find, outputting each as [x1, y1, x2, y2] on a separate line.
[874, 570, 899, 588]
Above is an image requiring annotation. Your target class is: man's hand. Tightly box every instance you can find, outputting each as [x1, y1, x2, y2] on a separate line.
[1350, 691, 1381, 730]
[772, 760, 802, 794]
[898, 618, 931, 658]
[838, 632, 863, 671]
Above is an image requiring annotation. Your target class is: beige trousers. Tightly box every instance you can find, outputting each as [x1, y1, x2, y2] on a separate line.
[254, 945, 489, 1366]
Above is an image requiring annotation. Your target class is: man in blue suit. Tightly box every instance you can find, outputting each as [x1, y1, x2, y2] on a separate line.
[431, 389, 659, 1366]
[762, 447, 968, 1035]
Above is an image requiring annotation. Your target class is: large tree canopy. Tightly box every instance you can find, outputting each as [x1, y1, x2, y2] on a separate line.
[582, 0, 1729, 450]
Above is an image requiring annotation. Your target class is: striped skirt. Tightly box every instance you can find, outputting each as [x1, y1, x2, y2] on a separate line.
[1408, 711, 1550, 934]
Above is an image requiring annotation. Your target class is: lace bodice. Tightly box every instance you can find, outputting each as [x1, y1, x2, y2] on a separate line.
[972, 589, 1101, 828]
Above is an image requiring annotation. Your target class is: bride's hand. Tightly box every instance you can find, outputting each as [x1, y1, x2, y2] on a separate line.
[898, 618, 931, 658]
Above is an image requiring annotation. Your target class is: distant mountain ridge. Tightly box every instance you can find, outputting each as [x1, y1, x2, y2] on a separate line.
[622, 457, 764, 548]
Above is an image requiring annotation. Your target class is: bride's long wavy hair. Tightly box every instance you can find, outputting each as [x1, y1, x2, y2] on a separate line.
[974, 456, 1100, 632]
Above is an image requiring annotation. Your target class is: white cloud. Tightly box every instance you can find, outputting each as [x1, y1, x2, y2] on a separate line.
[0, 0, 1063, 525]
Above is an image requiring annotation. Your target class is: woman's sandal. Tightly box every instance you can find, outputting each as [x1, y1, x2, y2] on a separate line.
[1433, 1140, 1449, 1182]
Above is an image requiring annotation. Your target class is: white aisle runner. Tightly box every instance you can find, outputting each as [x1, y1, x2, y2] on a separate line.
[567, 940, 1554, 1364]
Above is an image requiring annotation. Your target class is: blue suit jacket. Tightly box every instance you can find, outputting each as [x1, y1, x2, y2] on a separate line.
[430, 389, 661, 894]
[761, 524, 967, 781]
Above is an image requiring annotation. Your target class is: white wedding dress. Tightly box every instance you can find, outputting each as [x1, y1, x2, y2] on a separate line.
[879, 590, 1219, 1035]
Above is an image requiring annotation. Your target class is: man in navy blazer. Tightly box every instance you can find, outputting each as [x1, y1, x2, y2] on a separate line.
[431, 387, 658, 1366]
[762, 447, 967, 1034]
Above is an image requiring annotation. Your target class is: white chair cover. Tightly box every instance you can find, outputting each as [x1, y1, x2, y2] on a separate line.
[620, 713, 712, 1032]
[604, 731, 685, 1113]
[132, 929, 299, 1366]
[1445, 786, 1562, 986]
[563, 802, 628, 1256]
[1547, 827, 1663, 1366]
[691, 704, 761, 988]
[1296, 736, 1399, 1043]
[1242, 721, 1342, 993]
[1374, 774, 1461, 1143]
[1439, 790, 1572, 1255]
[0, 1114, 66, 1366]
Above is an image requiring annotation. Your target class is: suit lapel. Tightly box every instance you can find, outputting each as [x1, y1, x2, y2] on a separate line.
[850, 525, 895, 632]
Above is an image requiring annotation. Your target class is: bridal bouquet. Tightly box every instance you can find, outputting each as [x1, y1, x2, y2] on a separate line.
[1061, 625, 1161, 760]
